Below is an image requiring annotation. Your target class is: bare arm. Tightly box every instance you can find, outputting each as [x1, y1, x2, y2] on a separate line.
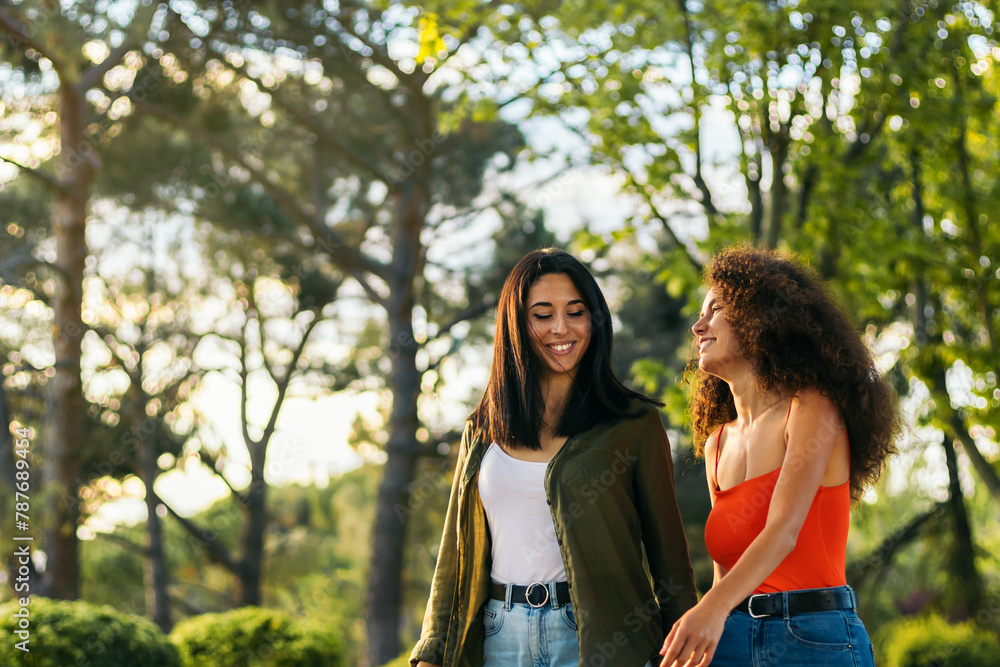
[702, 427, 724, 589]
[662, 390, 848, 666]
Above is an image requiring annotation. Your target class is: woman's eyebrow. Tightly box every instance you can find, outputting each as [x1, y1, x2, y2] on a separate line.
[529, 299, 586, 309]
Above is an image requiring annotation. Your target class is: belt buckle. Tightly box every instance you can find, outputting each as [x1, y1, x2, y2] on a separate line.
[525, 582, 550, 608]
[747, 593, 769, 618]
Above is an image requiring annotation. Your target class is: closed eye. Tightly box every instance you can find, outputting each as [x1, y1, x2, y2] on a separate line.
[568, 310, 585, 317]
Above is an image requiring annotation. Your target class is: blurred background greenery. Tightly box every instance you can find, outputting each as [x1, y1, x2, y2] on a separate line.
[1, 1, 998, 665]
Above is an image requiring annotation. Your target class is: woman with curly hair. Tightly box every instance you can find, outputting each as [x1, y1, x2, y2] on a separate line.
[659, 245, 899, 667]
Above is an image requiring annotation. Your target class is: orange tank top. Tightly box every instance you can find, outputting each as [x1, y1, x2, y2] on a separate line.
[703, 421, 850, 594]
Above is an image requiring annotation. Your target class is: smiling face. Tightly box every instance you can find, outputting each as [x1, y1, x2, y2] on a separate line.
[526, 273, 592, 379]
[691, 287, 744, 377]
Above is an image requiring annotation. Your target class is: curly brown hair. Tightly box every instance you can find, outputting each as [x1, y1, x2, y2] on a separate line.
[688, 245, 900, 499]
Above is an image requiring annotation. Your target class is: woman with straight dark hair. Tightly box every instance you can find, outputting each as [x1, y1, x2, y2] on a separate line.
[659, 245, 899, 667]
[411, 248, 698, 667]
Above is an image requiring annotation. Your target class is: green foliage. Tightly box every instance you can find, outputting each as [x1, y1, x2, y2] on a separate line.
[0, 597, 181, 667]
[80, 528, 149, 612]
[384, 651, 415, 667]
[171, 607, 344, 667]
[877, 614, 999, 667]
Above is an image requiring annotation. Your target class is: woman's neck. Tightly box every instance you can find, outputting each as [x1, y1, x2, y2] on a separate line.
[727, 371, 781, 425]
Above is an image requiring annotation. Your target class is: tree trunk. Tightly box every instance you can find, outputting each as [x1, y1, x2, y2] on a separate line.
[765, 130, 789, 248]
[140, 433, 172, 630]
[941, 429, 982, 615]
[41, 81, 94, 600]
[366, 177, 426, 666]
[132, 339, 173, 631]
[241, 441, 268, 606]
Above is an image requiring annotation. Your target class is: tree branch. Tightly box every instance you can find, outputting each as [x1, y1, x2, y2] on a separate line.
[428, 297, 495, 344]
[197, 449, 248, 505]
[331, 13, 423, 94]
[619, 163, 703, 273]
[95, 531, 151, 558]
[0, 6, 59, 66]
[676, 0, 718, 218]
[77, 0, 159, 91]
[0, 155, 64, 192]
[951, 411, 1000, 503]
[847, 502, 946, 584]
[132, 101, 388, 280]
[238, 320, 254, 451]
[259, 310, 323, 445]
[158, 493, 238, 572]
[210, 46, 395, 184]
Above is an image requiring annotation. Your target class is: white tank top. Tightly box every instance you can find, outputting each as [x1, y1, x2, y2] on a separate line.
[478, 443, 567, 584]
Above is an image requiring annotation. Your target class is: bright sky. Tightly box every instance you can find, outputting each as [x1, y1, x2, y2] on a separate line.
[84, 382, 377, 533]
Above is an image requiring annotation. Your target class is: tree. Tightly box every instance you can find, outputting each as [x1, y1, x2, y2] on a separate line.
[80, 216, 216, 631]
[98, 3, 527, 661]
[0, 0, 159, 599]
[464, 0, 999, 622]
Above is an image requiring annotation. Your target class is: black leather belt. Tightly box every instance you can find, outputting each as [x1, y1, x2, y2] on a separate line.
[734, 588, 855, 618]
[490, 581, 571, 608]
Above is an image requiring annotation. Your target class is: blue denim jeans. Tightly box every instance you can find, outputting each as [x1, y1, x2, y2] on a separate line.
[483, 582, 579, 667]
[711, 586, 875, 666]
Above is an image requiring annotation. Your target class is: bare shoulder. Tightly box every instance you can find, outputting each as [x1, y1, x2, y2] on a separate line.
[704, 424, 723, 459]
[790, 388, 842, 423]
[787, 388, 847, 453]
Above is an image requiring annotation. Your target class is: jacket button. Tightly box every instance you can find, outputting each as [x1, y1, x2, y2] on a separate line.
[546, 499, 551, 505]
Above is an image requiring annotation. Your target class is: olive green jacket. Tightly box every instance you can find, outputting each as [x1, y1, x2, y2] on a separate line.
[410, 402, 698, 667]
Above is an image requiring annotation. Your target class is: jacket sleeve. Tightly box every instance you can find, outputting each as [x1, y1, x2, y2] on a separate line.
[410, 422, 474, 666]
[633, 408, 699, 630]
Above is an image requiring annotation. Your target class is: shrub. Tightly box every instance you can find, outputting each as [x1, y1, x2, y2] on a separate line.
[879, 613, 999, 667]
[171, 607, 344, 667]
[0, 597, 181, 667]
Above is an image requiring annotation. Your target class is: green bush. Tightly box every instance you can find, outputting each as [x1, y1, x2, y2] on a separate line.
[171, 607, 344, 667]
[0, 597, 181, 667]
[879, 613, 999, 667]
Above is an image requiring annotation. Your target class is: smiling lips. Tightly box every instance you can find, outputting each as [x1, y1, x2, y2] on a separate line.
[547, 341, 576, 355]
[698, 337, 715, 353]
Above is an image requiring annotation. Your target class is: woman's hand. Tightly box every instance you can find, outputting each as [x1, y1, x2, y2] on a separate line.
[659, 597, 729, 667]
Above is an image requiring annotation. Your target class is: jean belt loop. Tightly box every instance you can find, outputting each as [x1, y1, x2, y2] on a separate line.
[548, 581, 560, 610]
[781, 591, 790, 620]
[504, 583, 513, 611]
[849, 586, 858, 610]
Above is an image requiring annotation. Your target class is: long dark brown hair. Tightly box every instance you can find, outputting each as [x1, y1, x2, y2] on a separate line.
[689, 245, 900, 498]
[471, 248, 660, 449]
